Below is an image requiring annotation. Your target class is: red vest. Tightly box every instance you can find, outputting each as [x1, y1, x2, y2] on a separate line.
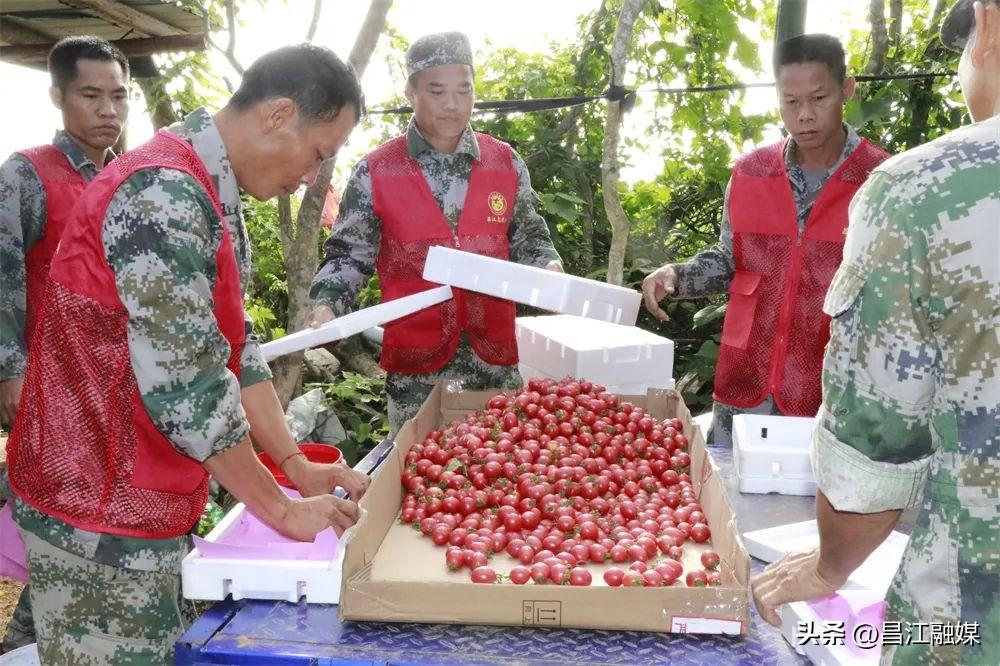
[370, 132, 519, 374]
[714, 138, 890, 416]
[17, 145, 89, 346]
[8, 130, 246, 539]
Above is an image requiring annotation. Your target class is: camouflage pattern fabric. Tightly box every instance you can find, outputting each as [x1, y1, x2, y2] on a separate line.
[811, 115, 999, 665]
[406, 31, 474, 77]
[0, 131, 107, 381]
[667, 124, 862, 433]
[0, 132, 111, 654]
[311, 120, 560, 430]
[19, 529, 194, 665]
[387, 333, 522, 434]
[12, 108, 272, 657]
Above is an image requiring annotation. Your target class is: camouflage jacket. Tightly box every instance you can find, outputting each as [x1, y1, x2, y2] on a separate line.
[671, 124, 862, 298]
[812, 115, 999, 664]
[14, 108, 271, 572]
[310, 119, 561, 315]
[0, 131, 109, 381]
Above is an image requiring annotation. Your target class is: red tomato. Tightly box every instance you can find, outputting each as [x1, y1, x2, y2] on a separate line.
[508, 566, 531, 585]
[603, 568, 625, 587]
[568, 567, 592, 586]
[701, 550, 720, 570]
[690, 523, 711, 543]
[685, 571, 708, 587]
[471, 566, 496, 584]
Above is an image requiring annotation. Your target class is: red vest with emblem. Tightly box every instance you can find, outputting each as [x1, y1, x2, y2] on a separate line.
[369, 132, 519, 374]
[714, 138, 890, 416]
[17, 145, 89, 346]
[7, 130, 246, 539]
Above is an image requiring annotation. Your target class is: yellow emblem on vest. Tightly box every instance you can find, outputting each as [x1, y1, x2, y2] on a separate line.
[488, 191, 508, 217]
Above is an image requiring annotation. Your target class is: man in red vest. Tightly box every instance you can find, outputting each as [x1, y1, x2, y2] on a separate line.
[6, 45, 369, 663]
[0, 36, 129, 430]
[642, 34, 890, 445]
[0, 36, 129, 654]
[308, 32, 562, 433]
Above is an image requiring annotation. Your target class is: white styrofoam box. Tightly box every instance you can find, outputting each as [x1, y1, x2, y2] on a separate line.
[744, 520, 909, 596]
[779, 590, 887, 665]
[515, 315, 674, 387]
[261, 286, 453, 361]
[733, 414, 817, 496]
[423, 246, 641, 325]
[181, 502, 345, 604]
[518, 362, 674, 396]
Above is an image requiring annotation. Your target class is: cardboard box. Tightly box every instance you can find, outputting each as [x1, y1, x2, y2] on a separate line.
[340, 384, 751, 634]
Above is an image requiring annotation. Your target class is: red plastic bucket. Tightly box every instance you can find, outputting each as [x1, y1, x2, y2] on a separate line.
[258, 443, 344, 488]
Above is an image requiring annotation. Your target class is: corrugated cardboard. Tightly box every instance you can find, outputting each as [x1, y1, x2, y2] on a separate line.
[340, 384, 751, 634]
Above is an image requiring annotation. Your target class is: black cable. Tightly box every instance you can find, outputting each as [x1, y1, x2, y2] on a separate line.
[365, 71, 955, 116]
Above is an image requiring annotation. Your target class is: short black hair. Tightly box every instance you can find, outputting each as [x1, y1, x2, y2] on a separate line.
[773, 34, 847, 83]
[48, 36, 129, 92]
[227, 44, 364, 123]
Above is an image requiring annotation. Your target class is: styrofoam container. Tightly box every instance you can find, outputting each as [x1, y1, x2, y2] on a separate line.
[516, 315, 674, 387]
[423, 247, 641, 325]
[261, 286, 453, 361]
[181, 502, 345, 604]
[732, 414, 817, 496]
[518, 362, 674, 396]
[743, 520, 908, 596]
[778, 591, 886, 665]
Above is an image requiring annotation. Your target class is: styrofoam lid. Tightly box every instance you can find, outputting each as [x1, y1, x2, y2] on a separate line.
[516, 315, 673, 350]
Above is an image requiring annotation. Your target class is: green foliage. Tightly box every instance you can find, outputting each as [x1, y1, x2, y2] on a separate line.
[308, 373, 389, 465]
[243, 198, 288, 341]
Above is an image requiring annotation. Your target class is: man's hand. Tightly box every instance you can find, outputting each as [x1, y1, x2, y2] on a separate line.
[0, 377, 24, 428]
[544, 260, 565, 273]
[285, 455, 371, 501]
[304, 304, 334, 329]
[279, 494, 360, 539]
[641, 265, 679, 321]
[751, 548, 847, 627]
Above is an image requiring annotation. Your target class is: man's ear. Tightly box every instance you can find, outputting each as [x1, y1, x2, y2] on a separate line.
[49, 86, 63, 110]
[841, 76, 857, 102]
[970, 1, 999, 68]
[258, 97, 297, 135]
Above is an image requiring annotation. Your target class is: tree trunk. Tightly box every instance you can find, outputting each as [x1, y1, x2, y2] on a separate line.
[136, 74, 179, 130]
[888, 0, 903, 50]
[603, 0, 643, 286]
[864, 0, 888, 75]
[271, 0, 393, 405]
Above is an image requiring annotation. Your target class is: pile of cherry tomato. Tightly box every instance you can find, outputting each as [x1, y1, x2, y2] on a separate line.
[399, 378, 722, 587]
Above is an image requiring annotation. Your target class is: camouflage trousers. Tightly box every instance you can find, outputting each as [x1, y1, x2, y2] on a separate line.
[709, 395, 783, 447]
[386, 337, 521, 435]
[19, 529, 195, 665]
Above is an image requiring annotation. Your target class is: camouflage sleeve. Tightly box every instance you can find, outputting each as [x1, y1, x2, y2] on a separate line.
[507, 149, 561, 268]
[671, 177, 734, 299]
[0, 155, 46, 381]
[239, 318, 272, 388]
[309, 158, 381, 317]
[103, 169, 248, 462]
[811, 171, 935, 513]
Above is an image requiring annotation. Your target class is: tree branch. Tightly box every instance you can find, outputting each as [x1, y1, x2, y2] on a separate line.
[305, 0, 322, 42]
[864, 0, 888, 75]
[603, 0, 643, 286]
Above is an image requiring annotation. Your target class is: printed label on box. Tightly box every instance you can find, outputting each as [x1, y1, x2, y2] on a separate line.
[670, 616, 743, 635]
[522, 600, 562, 627]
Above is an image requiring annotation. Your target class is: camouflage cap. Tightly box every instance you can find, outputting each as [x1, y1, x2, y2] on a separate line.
[941, 0, 999, 52]
[406, 32, 474, 77]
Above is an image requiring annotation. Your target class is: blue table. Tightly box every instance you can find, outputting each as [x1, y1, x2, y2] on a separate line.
[175, 446, 818, 665]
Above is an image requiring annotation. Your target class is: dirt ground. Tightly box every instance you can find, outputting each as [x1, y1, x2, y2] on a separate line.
[0, 577, 21, 639]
